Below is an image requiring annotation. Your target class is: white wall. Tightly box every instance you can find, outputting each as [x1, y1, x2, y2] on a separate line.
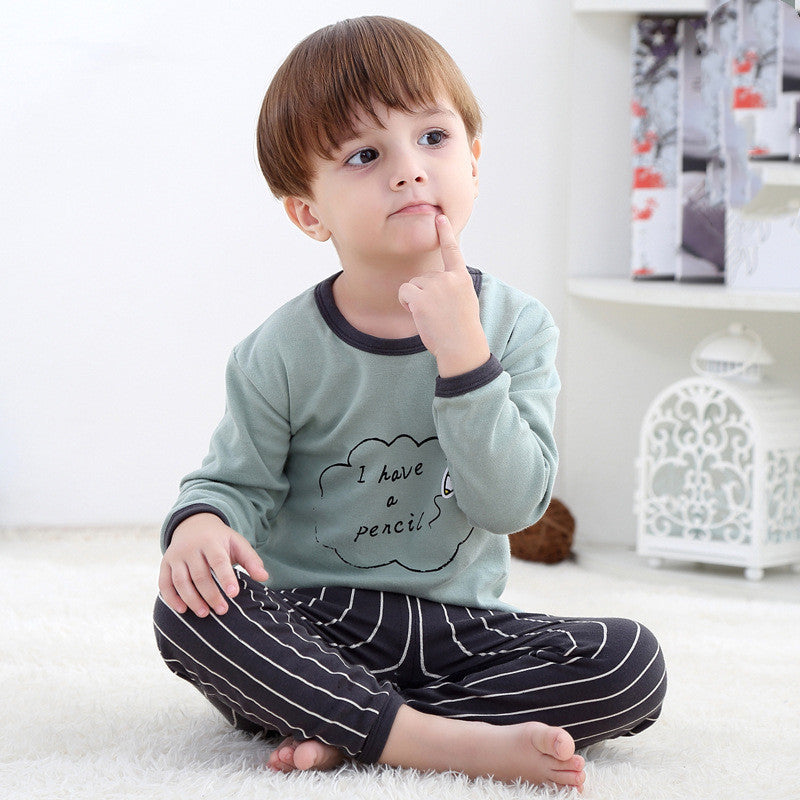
[1, 0, 574, 527]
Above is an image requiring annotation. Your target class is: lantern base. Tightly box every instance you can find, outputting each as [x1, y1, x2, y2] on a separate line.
[637, 539, 800, 582]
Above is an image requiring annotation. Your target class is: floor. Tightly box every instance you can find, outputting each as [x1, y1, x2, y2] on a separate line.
[575, 542, 800, 604]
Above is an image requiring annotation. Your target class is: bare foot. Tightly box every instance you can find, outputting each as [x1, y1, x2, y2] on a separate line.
[267, 736, 345, 773]
[379, 706, 586, 791]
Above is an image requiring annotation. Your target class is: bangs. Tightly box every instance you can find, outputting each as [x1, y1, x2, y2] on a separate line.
[302, 18, 477, 157]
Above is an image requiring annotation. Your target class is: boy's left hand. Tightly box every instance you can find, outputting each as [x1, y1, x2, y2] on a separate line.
[398, 214, 491, 378]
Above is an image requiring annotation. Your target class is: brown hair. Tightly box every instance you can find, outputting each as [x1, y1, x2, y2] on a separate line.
[256, 16, 482, 199]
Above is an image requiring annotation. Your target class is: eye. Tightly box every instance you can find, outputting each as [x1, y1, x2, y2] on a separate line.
[418, 129, 448, 147]
[345, 147, 378, 166]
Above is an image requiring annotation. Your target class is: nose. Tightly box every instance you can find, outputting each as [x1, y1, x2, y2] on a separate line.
[390, 150, 427, 190]
[393, 173, 426, 189]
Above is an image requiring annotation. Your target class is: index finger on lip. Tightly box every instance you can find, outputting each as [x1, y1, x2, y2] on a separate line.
[435, 214, 466, 272]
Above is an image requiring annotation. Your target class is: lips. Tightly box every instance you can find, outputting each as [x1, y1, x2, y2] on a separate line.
[391, 202, 442, 216]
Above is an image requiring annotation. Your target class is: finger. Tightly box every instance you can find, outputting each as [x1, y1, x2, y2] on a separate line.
[170, 561, 212, 618]
[207, 550, 242, 600]
[398, 281, 423, 311]
[230, 537, 270, 586]
[158, 560, 188, 614]
[188, 557, 229, 615]
[435, 214, 466, 272]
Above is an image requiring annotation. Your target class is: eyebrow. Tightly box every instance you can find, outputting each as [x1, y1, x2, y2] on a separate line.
[417, 105, 458, 120]
[336, 104, 458, 150]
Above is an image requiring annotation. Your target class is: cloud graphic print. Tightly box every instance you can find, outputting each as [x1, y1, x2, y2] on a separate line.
[316, 434, 473, 572]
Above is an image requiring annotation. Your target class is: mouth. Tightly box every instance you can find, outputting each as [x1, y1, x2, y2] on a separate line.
[391, 202, 442, 217]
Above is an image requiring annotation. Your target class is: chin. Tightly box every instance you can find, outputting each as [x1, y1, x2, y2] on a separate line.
[398, 230, 440, 254]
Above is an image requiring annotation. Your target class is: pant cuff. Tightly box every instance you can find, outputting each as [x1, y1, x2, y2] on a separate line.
[358, 692, 405, 764]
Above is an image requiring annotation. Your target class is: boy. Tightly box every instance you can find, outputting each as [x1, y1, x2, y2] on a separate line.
[154, 16, 666, 791]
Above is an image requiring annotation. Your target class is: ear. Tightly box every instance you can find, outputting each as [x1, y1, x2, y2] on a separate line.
[283, 196, 331, 242]
[470, 138, 481, 198]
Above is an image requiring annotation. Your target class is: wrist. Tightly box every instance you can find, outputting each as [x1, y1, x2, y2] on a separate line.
[435, 353, 503, 398]
[172, 510, 228, 542]
[435, 338, 491, 379]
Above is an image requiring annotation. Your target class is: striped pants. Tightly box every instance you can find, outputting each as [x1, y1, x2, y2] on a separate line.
[153, 571, 666, 763]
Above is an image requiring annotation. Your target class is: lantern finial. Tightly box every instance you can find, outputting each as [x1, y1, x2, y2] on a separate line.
[690, 324, 773, 382]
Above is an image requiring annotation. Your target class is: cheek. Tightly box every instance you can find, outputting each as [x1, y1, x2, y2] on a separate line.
[452, 168, 478, 213]
[456, 160, 478, 197]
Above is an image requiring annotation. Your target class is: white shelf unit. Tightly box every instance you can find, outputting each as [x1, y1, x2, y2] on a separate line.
[561, 3, 800, 555]
[573, 0, 707, 12]
[568, 277, 800, 311]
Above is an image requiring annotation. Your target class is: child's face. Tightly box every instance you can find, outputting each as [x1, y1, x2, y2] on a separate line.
[286, 98, 480, 270]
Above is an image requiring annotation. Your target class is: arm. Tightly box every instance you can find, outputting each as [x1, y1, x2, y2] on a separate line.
[160, 346, 292, 551]
[399, 214, 559, 534]
[158, 344, 290, 614]
[432, 317, 559, 533]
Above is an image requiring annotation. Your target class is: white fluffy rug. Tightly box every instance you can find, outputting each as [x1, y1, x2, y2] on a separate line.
[1, 528, 798, 800]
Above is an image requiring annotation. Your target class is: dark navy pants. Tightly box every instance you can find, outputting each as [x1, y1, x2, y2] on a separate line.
[154, 570, 666, 763]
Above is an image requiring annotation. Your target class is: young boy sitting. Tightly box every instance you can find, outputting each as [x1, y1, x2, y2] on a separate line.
[153, 16, 666, 792]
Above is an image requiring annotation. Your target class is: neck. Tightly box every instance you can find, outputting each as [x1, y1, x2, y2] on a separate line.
[332, 252, 445, 338]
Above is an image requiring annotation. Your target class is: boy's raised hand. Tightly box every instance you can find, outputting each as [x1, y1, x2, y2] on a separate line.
[398, 214, 490, 378]
[158, 512, 269, 617]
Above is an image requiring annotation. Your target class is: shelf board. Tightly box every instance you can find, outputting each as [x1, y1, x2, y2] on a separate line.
[568, 276, 800, 312]
[573, 0, 707, 12]
[752, 161, 800, 187]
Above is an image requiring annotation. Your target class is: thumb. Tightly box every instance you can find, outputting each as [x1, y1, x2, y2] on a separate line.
[230, 535, 269, 581]
[398, 280, 423, 312]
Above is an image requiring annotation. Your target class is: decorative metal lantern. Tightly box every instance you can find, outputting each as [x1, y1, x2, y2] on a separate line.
[636, 324, 800, 580]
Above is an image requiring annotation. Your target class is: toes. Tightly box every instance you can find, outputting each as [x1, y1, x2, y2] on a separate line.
[292, 743, 317, 771]
[266, 754, 293, 773]
[548, 767, 586, 792]
[266, 737, 344, 774]
[267, 737, 299, 772]
[574, 768, 587, 790]
[552, 730, 576, 761]
[563, 754, 585, 771]
[293, 741, 345, 772]
[554, 766, 585, 782]
[529, 723, 575, 762]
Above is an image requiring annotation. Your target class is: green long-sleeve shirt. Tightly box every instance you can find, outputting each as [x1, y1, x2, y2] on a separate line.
[161, 269, 560, 610]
